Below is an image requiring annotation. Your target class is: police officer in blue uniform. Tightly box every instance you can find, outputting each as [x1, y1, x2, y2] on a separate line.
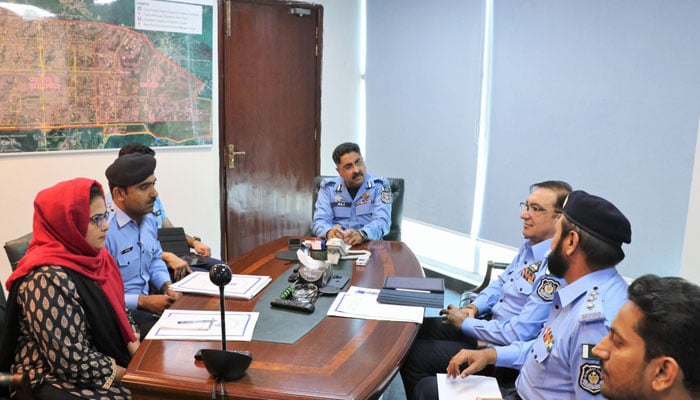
[401, 180, 571, 399]
[437, 190, 632, 400]
[312, 142, 392, 245]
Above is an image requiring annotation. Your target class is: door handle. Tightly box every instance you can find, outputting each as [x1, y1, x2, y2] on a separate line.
[227, 144, 245, 169]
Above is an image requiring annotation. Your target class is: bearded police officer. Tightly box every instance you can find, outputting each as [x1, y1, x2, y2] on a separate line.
[431, 190, 631, 400]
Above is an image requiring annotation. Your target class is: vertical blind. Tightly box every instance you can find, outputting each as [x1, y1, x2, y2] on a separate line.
[365, 0, 700, 277]
[365, 0, 485, 234]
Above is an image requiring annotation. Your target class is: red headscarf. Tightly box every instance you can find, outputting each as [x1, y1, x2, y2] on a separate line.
[6, 178, 137, 343]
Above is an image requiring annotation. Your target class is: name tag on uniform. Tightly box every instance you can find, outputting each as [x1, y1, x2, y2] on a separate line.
[332, 201, 351, 207]
[121, 246, 133, 255]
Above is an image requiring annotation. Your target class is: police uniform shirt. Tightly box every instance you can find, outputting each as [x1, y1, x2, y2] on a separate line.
[107, 196, 167, 228]
[462, 254, 564, 345]
[106, 204, 171, 310]
[311, 174, 392, 240]
[152, 197, 167, 228]
[470, 239, 553, 324]
[496, 267, 628, 400]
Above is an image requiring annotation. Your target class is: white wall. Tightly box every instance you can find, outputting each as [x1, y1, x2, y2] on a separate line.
[680, 119, 700, 284]
[4, 1, 700, 287]
[0, 0, 361, 286]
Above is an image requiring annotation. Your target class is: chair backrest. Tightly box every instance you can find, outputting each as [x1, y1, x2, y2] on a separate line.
[312, 176, 405, 241]
[3, 232, 33, 271]
[459, 260, 510, 307]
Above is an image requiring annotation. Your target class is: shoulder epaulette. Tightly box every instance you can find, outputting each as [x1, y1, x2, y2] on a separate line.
[320, 178, 335, 187]
[579, 287, 604, 322]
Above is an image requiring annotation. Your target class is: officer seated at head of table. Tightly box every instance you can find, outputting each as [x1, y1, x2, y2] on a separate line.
[311, 142, 392, 246]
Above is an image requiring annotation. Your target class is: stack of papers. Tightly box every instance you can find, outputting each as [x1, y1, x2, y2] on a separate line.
[327, 286, 424, 323]
[377, 276, 445, 308]
[145, 309, 259, 341]
[170, 271, 271, 300]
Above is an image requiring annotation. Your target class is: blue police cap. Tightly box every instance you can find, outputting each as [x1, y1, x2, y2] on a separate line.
[562, 190, 631, 246]
[105, 153, 156, 187]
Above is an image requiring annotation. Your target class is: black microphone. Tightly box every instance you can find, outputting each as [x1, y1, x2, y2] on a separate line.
[199, 264, 252, 382]
[209, 264, 232, 351]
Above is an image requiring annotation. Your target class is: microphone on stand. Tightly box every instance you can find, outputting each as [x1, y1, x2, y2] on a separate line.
[200, 264, 252, 382]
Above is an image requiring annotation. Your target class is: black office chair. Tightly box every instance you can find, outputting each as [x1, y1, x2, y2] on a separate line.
[3, 233, 32, 271]
[311, 175, 405, 241]
[459, 260, 509, 307]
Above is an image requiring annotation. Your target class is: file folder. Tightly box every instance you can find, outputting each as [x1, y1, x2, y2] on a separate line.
[377, 276, 445, 308]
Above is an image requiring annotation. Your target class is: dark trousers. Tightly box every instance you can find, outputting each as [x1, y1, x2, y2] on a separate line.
[412, 373, 521, 400]
[402, 317, 520, 400]
[400, 317, 478, 399]
[130, 309, 159, 339]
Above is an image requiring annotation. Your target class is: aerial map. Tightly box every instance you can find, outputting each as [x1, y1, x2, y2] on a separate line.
[0, 0, 213, 153]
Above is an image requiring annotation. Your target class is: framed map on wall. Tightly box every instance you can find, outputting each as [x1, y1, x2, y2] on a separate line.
[0, 0, 213, 154]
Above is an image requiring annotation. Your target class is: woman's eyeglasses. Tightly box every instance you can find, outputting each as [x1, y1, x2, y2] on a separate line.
[89, 211, 110, 226]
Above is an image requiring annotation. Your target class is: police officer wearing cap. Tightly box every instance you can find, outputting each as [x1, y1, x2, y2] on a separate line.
[432, 190, 631, 400]
[105, 152, 181, 337]
[312, 142, 392, 245]
[402, 180, 570, 399]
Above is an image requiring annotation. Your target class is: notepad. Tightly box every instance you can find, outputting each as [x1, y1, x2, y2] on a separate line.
[146, 309, 259, 341]
[170, 271, 271, 300]
[436, 374, 502, 400]
[327, 286, 424, 323]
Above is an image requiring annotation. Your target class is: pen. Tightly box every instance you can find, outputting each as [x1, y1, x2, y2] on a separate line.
[177, 319, 214, 324]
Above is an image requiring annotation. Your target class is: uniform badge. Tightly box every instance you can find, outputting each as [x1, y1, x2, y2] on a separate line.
[381, 190, 392, 204]
[579, 363, 602, 394]
[542, 326, 554, 353]
[334, 195, 343, 202]
[362, 193, 370, 200]
[520, 261, 542, 284]
[536, 277, 559, 301]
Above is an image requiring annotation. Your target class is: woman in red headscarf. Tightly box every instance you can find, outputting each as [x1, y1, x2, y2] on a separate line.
[0, 178, 139, 400]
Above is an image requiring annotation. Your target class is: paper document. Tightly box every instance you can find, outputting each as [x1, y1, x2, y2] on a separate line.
[326, 286, 424, 323]
[145, 309, 259, 341]
[170, 271, 271, 299]
[436, 374, 503, 400]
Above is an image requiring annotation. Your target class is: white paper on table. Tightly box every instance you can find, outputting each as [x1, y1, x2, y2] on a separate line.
[326, 286, 424, 323]
[145, 309, 259, 341]
[170, 271, 271, 299]
[436, 373, 503, 400]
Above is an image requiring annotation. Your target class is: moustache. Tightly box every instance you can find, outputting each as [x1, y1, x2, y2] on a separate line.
[352, 171, 364, 180]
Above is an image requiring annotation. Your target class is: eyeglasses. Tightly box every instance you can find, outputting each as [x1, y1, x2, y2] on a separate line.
[520, 202, 551, 215]
[88, 211, 110, 226]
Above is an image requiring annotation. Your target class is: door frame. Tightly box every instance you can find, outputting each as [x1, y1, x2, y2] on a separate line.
[217, 0, 323, 261]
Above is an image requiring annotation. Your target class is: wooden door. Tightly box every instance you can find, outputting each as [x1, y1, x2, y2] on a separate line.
[220, 0, 321, 260]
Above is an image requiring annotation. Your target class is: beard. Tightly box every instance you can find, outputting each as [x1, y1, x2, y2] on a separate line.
[547, 238, 569, 278]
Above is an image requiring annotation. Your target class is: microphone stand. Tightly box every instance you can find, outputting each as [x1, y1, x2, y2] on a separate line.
[199, 264, 252, 384]
[218, 284, 226, 351]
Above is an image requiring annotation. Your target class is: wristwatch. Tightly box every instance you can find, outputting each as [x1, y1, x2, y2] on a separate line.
[359, 230, 368, 241]
[192, 236, 201, 242]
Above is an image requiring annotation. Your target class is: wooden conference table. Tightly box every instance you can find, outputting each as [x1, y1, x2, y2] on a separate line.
[123, 237, 423, 400]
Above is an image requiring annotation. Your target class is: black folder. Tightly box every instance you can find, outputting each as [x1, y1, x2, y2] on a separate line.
[377, 276, 445, 309]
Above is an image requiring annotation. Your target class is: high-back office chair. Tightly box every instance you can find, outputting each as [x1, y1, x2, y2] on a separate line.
[459, 260, 509, 307]
[0, 281, 7, 400]
[0, 280, 34, 400]
[4, 232, 33, 271]
[311, 175, 405, 241]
